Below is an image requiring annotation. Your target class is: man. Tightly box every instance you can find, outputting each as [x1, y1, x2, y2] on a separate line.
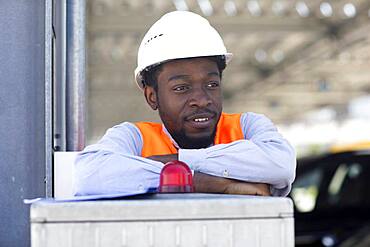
[74, 11, 296, 197]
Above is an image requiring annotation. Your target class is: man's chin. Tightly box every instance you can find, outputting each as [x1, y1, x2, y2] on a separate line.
[180, 134, 214, 149]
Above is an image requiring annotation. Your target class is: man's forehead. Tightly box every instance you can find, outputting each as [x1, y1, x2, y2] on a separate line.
[160, 57, 219, 73]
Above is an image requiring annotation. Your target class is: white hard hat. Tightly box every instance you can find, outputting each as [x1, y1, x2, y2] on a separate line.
[134, 11, 233, 89]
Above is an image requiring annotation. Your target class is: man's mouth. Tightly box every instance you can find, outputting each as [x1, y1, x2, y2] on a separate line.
[193, 117, 209, 122]
[186, 112, 215, 121]
[185, 112, 216, 129]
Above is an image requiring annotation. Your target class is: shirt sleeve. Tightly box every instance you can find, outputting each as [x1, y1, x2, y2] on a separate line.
[74, 122, 164, 196]
[178, 112, 296, 196]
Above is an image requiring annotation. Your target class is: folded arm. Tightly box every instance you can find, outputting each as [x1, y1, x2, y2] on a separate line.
[74, 113, 295, 196]
[74, 123, 164, 196]
[147, 154, 270, 196]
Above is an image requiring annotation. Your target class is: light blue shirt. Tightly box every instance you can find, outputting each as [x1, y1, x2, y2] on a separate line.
[74, 112, 296, 196]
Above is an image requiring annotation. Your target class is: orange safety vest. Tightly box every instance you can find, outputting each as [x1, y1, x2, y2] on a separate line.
[135, 112, 244, 157]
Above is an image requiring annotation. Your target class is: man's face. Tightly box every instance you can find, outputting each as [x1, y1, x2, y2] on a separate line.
[144, 57, 223, 149]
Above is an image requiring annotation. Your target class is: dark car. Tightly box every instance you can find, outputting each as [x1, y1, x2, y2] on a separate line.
[339, 224, 370, 247]
[290, 146, 370, 247]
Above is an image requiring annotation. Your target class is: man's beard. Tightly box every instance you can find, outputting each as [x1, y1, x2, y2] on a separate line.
[156, 95, 219, 149]
[171, 128, 216, 149]
[157, 106, 217, 149]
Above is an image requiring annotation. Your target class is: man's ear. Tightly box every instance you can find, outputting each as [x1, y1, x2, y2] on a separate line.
[144, 86, 158, 110]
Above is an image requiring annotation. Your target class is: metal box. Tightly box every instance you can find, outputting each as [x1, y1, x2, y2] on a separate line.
[31, 194, 294, 247]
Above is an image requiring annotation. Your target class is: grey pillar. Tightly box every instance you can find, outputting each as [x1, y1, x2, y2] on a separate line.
[0, 1, 46, 246]
[54, 0, 86, 152]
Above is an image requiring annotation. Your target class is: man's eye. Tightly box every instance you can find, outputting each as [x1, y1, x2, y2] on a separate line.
[173, 85, 189, 92]
[206, 81, 220, 88]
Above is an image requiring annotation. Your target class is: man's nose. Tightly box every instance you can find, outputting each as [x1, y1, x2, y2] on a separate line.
[189, 88, 212, 108]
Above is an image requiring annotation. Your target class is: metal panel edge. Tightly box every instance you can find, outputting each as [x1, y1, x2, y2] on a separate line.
[45, 0, 53, 197]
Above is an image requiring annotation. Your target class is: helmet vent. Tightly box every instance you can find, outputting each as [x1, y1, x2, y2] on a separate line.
[145, 33, 164, 45]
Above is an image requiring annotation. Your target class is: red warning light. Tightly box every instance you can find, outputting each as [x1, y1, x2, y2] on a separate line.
[158, 160, 194, 193]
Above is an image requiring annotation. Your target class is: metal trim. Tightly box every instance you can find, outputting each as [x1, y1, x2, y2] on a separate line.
[45, 0, 53, 198]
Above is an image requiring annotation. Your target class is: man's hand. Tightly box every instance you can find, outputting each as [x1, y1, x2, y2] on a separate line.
[193, 172, 270, 196]
[147, 154, 178, 164]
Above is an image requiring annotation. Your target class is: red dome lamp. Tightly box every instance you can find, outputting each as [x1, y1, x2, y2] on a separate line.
[158, 160, 194, 193]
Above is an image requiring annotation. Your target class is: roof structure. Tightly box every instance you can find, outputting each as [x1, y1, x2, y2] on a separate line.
[87, 0, 370, 139]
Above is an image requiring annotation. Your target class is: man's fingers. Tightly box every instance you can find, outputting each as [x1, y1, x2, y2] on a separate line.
[225, 182, 271, 196]
[192, 172, 271, 196]
[254, 183, 271, 196]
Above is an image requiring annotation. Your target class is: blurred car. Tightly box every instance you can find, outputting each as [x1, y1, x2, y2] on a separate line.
[290, 143, 370, 247]
[339, 224, 370, 247]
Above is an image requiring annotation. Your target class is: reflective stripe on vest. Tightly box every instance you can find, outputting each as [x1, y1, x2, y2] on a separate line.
[135, 112, 244, 157]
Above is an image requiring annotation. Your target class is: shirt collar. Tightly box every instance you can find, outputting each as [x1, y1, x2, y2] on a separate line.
[162, 124, 180, 149]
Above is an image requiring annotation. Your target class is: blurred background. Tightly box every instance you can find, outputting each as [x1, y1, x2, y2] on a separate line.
[85, 0, 370, 158]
